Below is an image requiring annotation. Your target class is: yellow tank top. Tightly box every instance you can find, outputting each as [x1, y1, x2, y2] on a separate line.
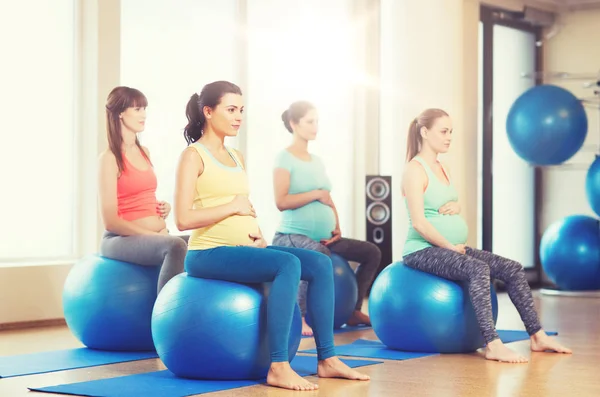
[187, 142, 260, 250]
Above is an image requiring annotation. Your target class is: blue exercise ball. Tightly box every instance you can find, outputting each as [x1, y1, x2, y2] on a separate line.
[307, 253, 358, 329]
[506, 84, 587, 165]
[540, 215, 600, 291]
[586, 155, 600, 217]
[369, 261, 499, 353]
[63, 255, 160, 351]
[152, 274, 302, 380]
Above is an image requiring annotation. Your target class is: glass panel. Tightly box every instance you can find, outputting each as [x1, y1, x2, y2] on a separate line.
[492, 25, 536, 268]
[0, 0, 76, 260]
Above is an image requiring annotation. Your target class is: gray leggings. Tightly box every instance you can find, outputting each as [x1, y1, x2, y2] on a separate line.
[272, 232, 381, 315]
[403, 246, 542, 344]
[100, 231, 189, 294]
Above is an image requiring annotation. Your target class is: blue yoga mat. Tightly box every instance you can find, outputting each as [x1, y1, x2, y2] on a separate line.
[29, 356, 382, 397]
[301, 339, 437, 360]
[0, 348, 158, 378]
[299, 330, 560, 360]
[497, 329, 558, 343]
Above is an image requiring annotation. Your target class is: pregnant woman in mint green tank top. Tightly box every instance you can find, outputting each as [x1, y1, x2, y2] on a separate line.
[401, 109, 571, 363]
[272, 101, 382, 337]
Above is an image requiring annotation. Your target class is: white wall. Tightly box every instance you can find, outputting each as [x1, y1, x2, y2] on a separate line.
[1, 0, 482, 325]
[380, 0, 481, 260]
[540, 9, 600, 232]
[0, 0, 118, 326]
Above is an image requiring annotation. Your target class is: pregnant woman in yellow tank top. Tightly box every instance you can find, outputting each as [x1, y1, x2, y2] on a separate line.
[401, 108, 571, 363]
[174, 81, 369, 391]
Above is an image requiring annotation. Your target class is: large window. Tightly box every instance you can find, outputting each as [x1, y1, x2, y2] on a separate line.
[120, 0, 240, 234]
[245, 0, 357, 243]
[0, 0, 77, 262]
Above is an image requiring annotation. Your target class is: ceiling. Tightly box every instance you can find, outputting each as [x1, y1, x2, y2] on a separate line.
[526, 0, 600, 11]
[485, 0, 600, 12]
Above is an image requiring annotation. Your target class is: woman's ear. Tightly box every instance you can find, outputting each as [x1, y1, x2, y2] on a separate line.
[203, 106, 212, 120]
[420, 126, 428, 140]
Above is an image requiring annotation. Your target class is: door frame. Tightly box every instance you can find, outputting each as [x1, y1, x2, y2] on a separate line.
[479, 5, 545, 287]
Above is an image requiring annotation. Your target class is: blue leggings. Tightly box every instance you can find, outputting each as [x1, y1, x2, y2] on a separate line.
[185, 245, 336, 362]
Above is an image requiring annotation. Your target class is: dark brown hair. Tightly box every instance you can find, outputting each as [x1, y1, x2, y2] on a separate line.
[281, 101, 315, 133]
[105, 86, 150, 173]
[183, 81, 243, 144]
[406, 108, 449, 162]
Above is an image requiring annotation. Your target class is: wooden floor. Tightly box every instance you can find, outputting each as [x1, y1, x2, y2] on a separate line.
[1, 291, 599, 396]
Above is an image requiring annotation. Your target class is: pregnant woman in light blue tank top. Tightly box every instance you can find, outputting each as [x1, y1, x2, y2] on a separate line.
[272, 101, 382, 337]
[402, 108, 571, 363]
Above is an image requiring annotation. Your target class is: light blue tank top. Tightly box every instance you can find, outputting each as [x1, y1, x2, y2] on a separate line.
[403, 156, 469, 256]
[274, 150, 337, 241]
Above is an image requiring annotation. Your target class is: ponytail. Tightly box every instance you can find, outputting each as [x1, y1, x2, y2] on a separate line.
[406, 119, 421, 162]
[281, 109, 292, 133]
[184, 93, 204, 145]
[406, 108, 450, 162]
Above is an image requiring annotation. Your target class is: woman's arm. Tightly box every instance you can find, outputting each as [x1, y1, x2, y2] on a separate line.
[403, 161, 458, 251]
[98, 151, 158, 236]
[273, 168, 325, 211]
[174, 147, 255, 231]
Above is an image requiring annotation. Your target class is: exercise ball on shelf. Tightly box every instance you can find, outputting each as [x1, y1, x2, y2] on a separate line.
[540, 214, 600, 291]
[506, 84, 588, 165]
[586, 154, 600, 217]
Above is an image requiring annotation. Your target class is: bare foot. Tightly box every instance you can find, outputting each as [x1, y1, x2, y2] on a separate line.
[346, 310, 371, 327]
[530, 330, 572, 354]
[317, 356, 370, 381]
[485, 339, 528, 363]
[301, 317, 314, 337]
[266, 362, 318, 391]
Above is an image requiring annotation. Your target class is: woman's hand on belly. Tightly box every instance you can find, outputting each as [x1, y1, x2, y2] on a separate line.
[247, 231, 268, 248]
[132, 216, 167, 233]
[321, 226, 342, 246]
[438, 201, 461, 215]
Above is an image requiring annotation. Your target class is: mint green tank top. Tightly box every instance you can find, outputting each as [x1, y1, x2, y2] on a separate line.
[274, 150, 337, 241]
[403, 156, 469, 256]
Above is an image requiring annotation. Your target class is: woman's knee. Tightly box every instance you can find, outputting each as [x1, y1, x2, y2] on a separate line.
[276, 253, 302, 280]
[365, 241, 382, 262]
[166, 235, 188, 255]
[505, 260, 526, 279]
[469, 260, 491, 282]
[305, 250, 334, 280]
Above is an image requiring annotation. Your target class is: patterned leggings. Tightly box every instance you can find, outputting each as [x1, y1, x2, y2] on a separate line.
[403, 246, 542, 344]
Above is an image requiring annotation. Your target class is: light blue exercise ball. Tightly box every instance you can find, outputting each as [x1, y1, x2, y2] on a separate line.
[369, 261, 499, 353]
[585, 155, 600, 217]
[63, 255, 160, 351]
[506, 84, 587, 165]
[540, 215, 600, 291]
[306, 253, 358, 329]
[152, 273, 302, 380]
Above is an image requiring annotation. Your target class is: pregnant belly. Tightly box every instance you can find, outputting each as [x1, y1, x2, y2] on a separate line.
[429, 214, 469, 245]
[291, 202, 337, 241]
[214, 215, 261, 246]
[131, 216, 167, 233]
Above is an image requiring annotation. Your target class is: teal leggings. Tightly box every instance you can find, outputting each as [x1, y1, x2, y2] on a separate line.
[185, 245, 336, 362]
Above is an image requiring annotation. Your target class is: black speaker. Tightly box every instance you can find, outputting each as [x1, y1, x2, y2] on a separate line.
[365, 175, 393, 287]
